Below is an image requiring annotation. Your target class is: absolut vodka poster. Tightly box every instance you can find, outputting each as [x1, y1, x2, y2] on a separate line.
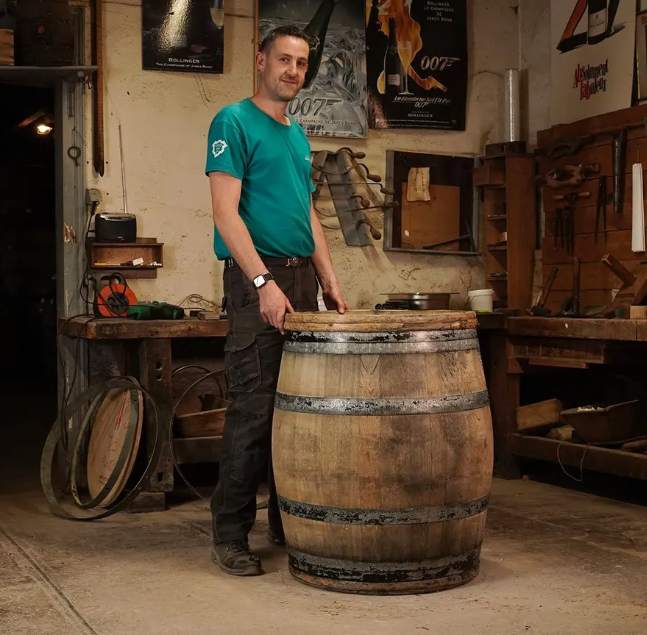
[365, 0, 467, 131]
[550, 0, 635, 126]
[142, 0, 224, 74]
[257, 0, 367, 138]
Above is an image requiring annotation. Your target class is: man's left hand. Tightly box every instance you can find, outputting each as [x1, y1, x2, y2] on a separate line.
[323, 286, 350, 314]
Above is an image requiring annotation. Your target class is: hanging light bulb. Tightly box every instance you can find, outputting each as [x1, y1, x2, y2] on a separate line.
[36, 124, 53, 135]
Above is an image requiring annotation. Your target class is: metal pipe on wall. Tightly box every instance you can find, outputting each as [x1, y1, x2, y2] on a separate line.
[504, 68, 521, 143]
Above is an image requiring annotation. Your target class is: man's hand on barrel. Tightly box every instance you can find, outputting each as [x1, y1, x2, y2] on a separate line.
[259, 281, 294, 334]
[322, 284, 349, 314]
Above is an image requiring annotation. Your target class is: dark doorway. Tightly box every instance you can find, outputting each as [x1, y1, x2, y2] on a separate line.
[0, 84, 58, 470]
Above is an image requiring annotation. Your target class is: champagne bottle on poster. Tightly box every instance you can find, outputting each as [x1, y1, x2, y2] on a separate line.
[587, 0, 608, 45]
[303, 0, 338, 90]
[384, 18, 402, 99]
[366, 0, 387, 94]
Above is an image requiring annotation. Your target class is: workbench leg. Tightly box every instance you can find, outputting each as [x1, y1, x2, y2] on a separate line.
[484, 332, 522, 479]
[129, 338, 174, 513]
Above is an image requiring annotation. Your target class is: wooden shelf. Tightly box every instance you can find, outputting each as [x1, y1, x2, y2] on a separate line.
[477, 154, 536, 311]
[88, 237, 164, 279]
[509, 434, 647, 480]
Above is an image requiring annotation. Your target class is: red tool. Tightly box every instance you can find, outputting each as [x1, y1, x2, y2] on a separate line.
[94, 273, 137, 317]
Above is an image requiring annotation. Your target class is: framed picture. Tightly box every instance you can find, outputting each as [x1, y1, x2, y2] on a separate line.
[550, 0, 635, 125]
[142, 0, 224, 74]
[365, 0, 468, 131]
[255, 0, 368, 138]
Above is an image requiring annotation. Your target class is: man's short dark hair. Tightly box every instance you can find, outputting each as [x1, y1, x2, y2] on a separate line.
[259, 25, 311, 53]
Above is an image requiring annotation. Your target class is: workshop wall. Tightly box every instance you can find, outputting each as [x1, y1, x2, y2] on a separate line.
[86, 0, 523, 309]
[519, 0, 551, 147]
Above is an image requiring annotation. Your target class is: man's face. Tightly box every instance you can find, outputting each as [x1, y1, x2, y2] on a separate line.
[257, 36, 309, 103]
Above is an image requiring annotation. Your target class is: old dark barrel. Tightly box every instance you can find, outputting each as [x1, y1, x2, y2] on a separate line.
[272, 310, 493, 595]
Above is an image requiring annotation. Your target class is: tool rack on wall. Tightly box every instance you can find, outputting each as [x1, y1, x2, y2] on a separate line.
[474, 152, 536, 311]
[536, 105, 647, 314]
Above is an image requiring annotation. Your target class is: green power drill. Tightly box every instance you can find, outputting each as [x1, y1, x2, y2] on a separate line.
[127, 302, 185, 320]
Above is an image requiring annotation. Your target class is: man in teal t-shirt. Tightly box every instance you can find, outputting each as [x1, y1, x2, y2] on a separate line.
[205, 25, 348, 577]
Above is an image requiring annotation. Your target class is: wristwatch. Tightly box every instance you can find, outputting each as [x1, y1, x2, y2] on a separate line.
[252, 272, 275, 289]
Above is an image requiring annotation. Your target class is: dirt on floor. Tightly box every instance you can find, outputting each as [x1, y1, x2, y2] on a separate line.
[1, 474, 646, 635]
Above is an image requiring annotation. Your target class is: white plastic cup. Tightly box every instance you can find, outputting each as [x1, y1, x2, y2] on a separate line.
[468, 289, 494, 312]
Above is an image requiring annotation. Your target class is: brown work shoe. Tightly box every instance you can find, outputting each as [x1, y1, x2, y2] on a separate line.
[211, 540, 264, 576]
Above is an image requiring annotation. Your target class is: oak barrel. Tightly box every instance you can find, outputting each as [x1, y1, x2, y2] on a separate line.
[272, 310, 493, 595]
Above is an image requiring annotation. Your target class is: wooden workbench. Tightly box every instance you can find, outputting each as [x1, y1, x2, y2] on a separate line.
[61, 316, 229, 511]
[68, 313, 641, 508]
[484, 316, 647, 482]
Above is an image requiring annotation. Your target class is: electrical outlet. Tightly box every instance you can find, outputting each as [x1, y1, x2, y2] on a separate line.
[86, 188, 102, 206]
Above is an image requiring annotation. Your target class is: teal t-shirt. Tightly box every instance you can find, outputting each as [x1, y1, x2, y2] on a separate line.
[205, 98, 316, 260]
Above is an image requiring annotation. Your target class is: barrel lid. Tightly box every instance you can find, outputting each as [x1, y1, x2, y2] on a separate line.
[284, 310, 477, 333]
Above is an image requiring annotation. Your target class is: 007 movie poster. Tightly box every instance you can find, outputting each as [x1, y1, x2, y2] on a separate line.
[366, 0, 468, 131]
[257, 0, 368, 139]
[142, 0, 225, 74]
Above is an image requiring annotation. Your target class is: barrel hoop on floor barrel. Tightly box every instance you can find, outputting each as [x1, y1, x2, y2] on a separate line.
[287, 547, 481, 584]
[283, 329, 479, 355]
[278, 495, 489, 525]
[274, 390, 490, 416]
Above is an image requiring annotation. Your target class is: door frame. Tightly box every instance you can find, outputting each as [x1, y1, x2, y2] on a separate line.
[56, 7, 92, 404]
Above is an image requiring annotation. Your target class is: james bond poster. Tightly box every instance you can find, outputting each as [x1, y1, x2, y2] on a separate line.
[550, 0, 635, 125]
[257, 0, 368, 138]
[142, 0, 224, 74]
[366, 0, 467, 131]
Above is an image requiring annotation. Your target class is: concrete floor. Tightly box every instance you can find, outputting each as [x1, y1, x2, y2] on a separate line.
[1, 394, 647, 634]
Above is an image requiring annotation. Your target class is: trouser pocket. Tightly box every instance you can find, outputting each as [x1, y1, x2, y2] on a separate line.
[224, 332, 261, 394]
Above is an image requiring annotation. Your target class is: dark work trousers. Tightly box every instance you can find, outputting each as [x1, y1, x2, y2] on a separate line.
[211, 260, 319, 544]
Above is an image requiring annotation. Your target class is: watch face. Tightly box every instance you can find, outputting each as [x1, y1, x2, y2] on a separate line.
[253, 275, 264, 288]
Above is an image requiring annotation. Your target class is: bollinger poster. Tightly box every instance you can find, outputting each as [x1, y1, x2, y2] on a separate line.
[142, 0, 225, 74]
[365, 0, 467, 131]
[550, 0, 636, 126]
[257, 0, 368, 138]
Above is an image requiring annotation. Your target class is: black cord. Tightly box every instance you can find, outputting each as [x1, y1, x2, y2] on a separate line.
[57, 314, 96, 451]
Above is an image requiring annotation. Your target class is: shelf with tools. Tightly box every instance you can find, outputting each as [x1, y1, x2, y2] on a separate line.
[536, 103, 647, 315]
[474, 152, 536, 311]
[87, 238, 164, 279]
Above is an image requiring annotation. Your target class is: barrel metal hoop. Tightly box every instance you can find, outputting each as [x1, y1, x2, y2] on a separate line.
[274, 390, 490, 416]
[287, 547, 481, 584]
[286, 329, 477, 344]
[278, 495, 489, 525]
[283, 338, 479, 355]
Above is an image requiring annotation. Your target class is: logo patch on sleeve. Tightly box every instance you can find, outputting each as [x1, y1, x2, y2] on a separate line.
[212, 140, 228, 159]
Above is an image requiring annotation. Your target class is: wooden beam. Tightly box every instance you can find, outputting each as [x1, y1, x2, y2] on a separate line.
[479, 332, 521, 479]
[509, 434, 647, 480]
[60, 317, 229, 340]
[536, 104, 647, 148]
[508, 317, 638, 341]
